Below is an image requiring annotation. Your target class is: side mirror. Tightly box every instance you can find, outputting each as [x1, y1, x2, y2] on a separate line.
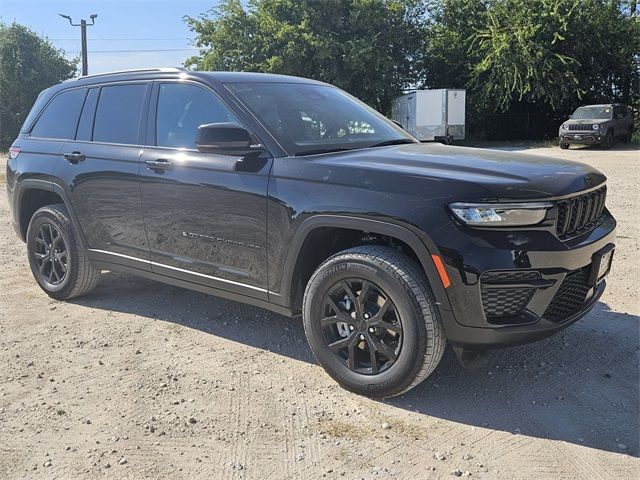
[616, 113, 624, 119]
[195, 123, 263, 156]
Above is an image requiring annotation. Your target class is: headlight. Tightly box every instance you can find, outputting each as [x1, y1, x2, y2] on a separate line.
[561, 123, 568, 130]
[592, 124, 599, 130]
[449, 202, 553, 227]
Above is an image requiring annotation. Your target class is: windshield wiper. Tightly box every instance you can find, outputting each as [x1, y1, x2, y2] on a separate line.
[367, 139, 417, 148]
[293, 147, 353, 156]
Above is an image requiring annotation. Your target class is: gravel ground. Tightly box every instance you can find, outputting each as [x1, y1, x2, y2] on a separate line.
[0, 144, 638, 479]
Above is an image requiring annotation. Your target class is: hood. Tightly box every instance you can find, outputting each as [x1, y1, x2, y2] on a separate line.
[314, 143, 606, 200]
[562, 118, 610, 127]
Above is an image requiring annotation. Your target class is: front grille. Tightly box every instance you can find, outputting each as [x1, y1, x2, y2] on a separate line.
[481, 271, 540, 319]
[543, 267, 591, 322]
[566, 123, 595, 131]
[556, 186, 607, 238]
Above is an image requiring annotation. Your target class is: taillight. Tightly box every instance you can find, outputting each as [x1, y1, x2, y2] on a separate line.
[9, 146, 21, 159]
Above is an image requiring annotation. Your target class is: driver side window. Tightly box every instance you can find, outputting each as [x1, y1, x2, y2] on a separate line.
[156, 83, 238, 149]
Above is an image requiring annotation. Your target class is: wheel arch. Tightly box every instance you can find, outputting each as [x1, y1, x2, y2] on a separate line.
[15, 179, 88, 248]
[273, 215, 452, 315]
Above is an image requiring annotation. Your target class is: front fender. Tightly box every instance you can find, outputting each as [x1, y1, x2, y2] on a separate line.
[269, 214, 453, 314]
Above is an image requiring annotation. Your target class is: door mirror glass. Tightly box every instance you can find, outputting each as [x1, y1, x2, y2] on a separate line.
[195, 123, 262, 155]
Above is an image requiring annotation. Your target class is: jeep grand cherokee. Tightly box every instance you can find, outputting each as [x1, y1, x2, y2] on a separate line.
[6, 69, 616, 397]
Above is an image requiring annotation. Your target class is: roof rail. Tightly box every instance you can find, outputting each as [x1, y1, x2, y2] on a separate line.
[65, 67, 187, 82]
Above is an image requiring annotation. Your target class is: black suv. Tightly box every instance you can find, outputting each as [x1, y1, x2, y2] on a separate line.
[6, 69, 616, 397]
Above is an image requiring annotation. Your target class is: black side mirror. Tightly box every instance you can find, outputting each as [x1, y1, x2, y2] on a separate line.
[616, 113, 624, 119]
[196, 123, 263, 156]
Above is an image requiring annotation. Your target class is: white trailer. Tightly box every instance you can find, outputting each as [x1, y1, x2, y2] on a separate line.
[391, 89, 466, 142]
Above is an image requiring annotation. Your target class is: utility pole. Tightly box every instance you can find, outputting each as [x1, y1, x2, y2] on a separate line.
[59, 14, 97, 76]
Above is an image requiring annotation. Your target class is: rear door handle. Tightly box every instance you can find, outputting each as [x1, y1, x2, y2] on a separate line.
[63, 151, 85, 164]
[145, 159, 173, 170]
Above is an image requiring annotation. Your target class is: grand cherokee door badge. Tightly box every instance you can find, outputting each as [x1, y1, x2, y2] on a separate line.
[182, 231, 261, 250]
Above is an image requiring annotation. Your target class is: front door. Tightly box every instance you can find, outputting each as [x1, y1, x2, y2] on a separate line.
[139, 81, 271, 299]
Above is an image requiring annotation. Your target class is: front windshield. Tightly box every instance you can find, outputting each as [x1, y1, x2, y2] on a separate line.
[226, 82, 415, 155]
[571, 106, 612, 120]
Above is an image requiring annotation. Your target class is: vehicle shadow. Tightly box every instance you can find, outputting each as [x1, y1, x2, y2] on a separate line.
[72, 271, 639, 458]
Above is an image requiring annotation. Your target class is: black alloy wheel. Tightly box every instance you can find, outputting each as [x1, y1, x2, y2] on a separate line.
[303, 246, 446, 398]
[26, 203, 100, 300]
[32, 223, 68, 286]
[321, 278, 402, 375]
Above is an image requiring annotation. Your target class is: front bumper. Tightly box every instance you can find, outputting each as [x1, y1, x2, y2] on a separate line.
[559, 132, 604, 144]
[436, 210, 616, 350]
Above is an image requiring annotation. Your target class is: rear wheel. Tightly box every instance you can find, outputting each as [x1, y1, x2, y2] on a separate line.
[601, 130, 613, 150]
[302, 246, 446, 398]
[26, 204, 100, 300]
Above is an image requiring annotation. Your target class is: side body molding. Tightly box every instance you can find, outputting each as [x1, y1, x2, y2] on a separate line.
[270, 214, 453, 314]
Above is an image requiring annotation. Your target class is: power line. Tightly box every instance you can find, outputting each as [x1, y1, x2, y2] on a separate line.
[51, 37, 191, 41]
[65, 48, 199, 54]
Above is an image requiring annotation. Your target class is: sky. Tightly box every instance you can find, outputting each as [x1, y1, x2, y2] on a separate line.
[0, 0, 222, 74]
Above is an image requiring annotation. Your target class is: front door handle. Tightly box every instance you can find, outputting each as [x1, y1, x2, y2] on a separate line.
[63, 151, 85, 164]
[145, 159, 173, 170]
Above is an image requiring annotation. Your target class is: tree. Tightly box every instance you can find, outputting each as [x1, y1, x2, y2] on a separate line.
[0, 22, 77, 148]
[422, 0, 640, 138]
[184, 0, 427, 113]
[468, 0, 583, 111]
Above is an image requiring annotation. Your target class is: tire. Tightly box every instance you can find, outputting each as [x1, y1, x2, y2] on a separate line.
[601, 130, 613, 150]
[26, 203, 100, 300]
[623, 127, 633, 143]
[559, 142, 569, 150]
[302, 246, 446, 398]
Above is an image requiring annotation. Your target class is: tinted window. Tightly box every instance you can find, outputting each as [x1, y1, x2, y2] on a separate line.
[93, 84, 147, 144]
[31, 88, 86, 139]
[76, 88, 99, 141]
[156, 83, 238, 149]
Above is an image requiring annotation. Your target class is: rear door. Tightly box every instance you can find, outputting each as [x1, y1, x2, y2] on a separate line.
[24, 87, 87, 196]
[55, 82, 152, 263]
[139, 81, 271, 299]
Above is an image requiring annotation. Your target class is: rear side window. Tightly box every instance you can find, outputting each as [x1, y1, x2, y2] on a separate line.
[155, 83, 238, 149]
[93, 84, 147, 144]
[30, 88, 86, 140]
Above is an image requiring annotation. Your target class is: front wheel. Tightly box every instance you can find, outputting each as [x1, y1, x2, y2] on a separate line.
[623, 127, 633, 143]
[26, 204, 100, 300]
[302, 246, 446, 398]
[601, 130, 613, 150]
[559, 141, 570, 150]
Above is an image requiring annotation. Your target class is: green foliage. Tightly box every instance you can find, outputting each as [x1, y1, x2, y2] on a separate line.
[0, 22, 77, 148]
[423, 0, 640, 138]
[425, 1, 640, 110]
[185, 0, 427, 113]
[468, 0, 582, 111]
